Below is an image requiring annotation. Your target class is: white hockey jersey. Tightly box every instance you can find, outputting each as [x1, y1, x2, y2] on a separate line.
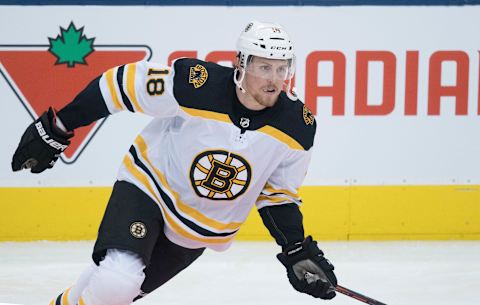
[97, 58, 316, 251]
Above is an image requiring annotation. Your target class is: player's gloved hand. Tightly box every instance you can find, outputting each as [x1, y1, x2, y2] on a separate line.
[12, 107, 73, 174]
[277, 236, 337, 299]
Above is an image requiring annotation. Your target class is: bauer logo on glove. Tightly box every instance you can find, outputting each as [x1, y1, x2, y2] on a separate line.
[35, 121, 69, 151]
[12, 107, 73, 174]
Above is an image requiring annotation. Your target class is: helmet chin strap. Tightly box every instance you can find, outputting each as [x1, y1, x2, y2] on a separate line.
[233, 67, 247, 93]
[285, 78, 298, 101]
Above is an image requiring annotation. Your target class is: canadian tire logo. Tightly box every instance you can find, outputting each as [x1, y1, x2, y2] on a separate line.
[0, 22, 152, 163]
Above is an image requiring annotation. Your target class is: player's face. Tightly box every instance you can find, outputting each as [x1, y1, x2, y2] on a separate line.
[243, 57, 290, 108]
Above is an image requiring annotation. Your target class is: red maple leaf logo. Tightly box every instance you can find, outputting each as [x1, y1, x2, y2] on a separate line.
[0, 22, 151, 163]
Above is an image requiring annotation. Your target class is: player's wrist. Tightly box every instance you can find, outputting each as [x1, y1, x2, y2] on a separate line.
[54, 114, 68, 133]
[283, 239, 303, 249]
[281, 236, 312, 256]
[47, 108, 74, 138]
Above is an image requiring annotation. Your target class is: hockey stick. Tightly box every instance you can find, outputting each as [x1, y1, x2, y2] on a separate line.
[305, 272, 387, 305]
[335, 285, 387, 305]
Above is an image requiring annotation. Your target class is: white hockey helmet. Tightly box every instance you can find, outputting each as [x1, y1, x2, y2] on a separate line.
[237, 21, 295, 68]
[234, 21, 297, 99]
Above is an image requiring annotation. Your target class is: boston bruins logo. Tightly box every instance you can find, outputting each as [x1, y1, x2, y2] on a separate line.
[130, 222, 147, 239]
[303, 105, 315, 125]
[189, 64, 208, 89]
[190, 150, 251, 200]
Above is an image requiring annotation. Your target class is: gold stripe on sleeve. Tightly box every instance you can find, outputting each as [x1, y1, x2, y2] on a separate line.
[105, 68, 123, 110]
[126, 63, 144, 113]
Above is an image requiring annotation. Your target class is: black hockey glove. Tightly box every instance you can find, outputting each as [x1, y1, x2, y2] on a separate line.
[12, 107, 73, 173]
[277, 236, 337, 300]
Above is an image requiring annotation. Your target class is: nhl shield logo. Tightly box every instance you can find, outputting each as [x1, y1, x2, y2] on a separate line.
[189, 64, 208, 88]
[239, 117, 250, 128]
[0, 22, 151, 164]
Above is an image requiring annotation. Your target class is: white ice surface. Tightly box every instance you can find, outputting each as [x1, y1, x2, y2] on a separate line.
[0, 241, 479, 305]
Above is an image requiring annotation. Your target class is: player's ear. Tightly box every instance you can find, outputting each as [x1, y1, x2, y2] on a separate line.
[233, 53, 241, 69]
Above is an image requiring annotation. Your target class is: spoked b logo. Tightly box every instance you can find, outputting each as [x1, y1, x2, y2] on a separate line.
[190, 150, 251, 200]
[130, 222, 147, 239]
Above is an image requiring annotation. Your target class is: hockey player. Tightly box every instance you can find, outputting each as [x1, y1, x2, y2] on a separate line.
[12, 21, 337, 304]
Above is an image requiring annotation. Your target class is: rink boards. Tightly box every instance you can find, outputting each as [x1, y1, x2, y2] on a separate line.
[1, 185, 478, 241]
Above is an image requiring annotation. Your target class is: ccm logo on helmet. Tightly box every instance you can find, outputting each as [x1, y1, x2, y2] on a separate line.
[270, 46, 288, 50]
[35, 122, 68, 151]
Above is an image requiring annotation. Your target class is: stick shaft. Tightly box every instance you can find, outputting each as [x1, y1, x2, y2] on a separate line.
[335, 285, 387, 305]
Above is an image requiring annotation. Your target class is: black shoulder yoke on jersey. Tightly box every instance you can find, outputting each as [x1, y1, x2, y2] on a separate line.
[173, 58, 317, 151]
[173, 58, 233, 114]
[269, 93, 317, 151]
